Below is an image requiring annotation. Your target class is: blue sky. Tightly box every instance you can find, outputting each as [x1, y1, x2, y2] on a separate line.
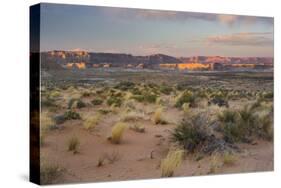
[40, 3, 274, 57]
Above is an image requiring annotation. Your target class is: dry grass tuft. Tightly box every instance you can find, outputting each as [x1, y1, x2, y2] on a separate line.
[110, 122, 127, 144]
[41, 111, 55, 132]
[182, 103, 190, 114]
[83, 114, 101, 131]
[153, 107, 167, 125]
[161, 149, 184, 177]
[223, 152, 236, 166]
[67, 136, 80, 154]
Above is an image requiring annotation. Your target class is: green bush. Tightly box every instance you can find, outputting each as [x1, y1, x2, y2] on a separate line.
[68, 98, 86, 109]
[63, 110, 81, 120]
[107, 96, 122, 107]
[218, 107, 260, 143]
[217, 110, 238, 124]
[114, 81, 135, 90]
[91, 98, 103, 105]
[160, 85, 173, 95]
[172, 117, 207, 152]
[132, 93, 157, 103]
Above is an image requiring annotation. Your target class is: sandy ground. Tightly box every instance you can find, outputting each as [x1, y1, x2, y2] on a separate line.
[40, 102, 273, 184]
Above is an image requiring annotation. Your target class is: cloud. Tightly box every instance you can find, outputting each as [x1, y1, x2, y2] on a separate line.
[102, 7, 273, 26]
[206, 32, 273, 46]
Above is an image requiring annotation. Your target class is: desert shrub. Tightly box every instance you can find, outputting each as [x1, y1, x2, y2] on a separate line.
[49, 90, 61, 99]
[82, 91, 93, 97]
[110, 122, 127, 144]
[223, 152, 236, 166]
[259, 115, 273, 140]
[218, 107, 260, 143]
[98, 109, 112, 115]
[63, 110, 81, 120]
[250, 97, 264, 110]
[67, 136, 80, 154]
[114, 81, 135, 90]
[175, 90, 196, 108]
[161, 149, 184, 177]
[68, 98, 86, 109]
[238, 106, 259, 136]
[222, 122, 241, 143]
[172, 117, 207, 152]
[262, 91, 273, 99]
[131, 87, 142, 95]
[129, 124, 145, 133]
[107, 96, 122, 107]
[153, 108, 167, 125]
[132, 93, 157, 104]
[76, 99, 86, 108]
[160, 85, 173, 95]
[217, 110, 238, 124]
[40, 163, 63, 184]
[53, 114, 66, 125]
[41, 96, 57, 108]
[83, 114, 101, 131]
[91, 98, 103, 105]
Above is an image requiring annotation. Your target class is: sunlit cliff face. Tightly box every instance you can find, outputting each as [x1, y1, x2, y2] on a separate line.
[177, 63, 210, 70]
[159, 64, 178, 68]
[66, 62, 86, 69]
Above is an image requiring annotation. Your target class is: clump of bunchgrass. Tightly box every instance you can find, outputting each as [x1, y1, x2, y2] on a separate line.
[175, 90, 196, 108]
[161, 149, 184, 177]
[182, 103, 190, 114]
[223, 152, 236, 166]
[83, 114, 101, 131]
[67, 136, 80, 154]
[153, 107, 168, 125]
[109, 122, 127, 144]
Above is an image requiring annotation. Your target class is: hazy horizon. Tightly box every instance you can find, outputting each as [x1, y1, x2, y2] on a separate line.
[40, 3, 274, 57]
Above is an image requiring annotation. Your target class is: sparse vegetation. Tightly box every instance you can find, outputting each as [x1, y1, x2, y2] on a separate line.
[161, 149, 184, 177]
